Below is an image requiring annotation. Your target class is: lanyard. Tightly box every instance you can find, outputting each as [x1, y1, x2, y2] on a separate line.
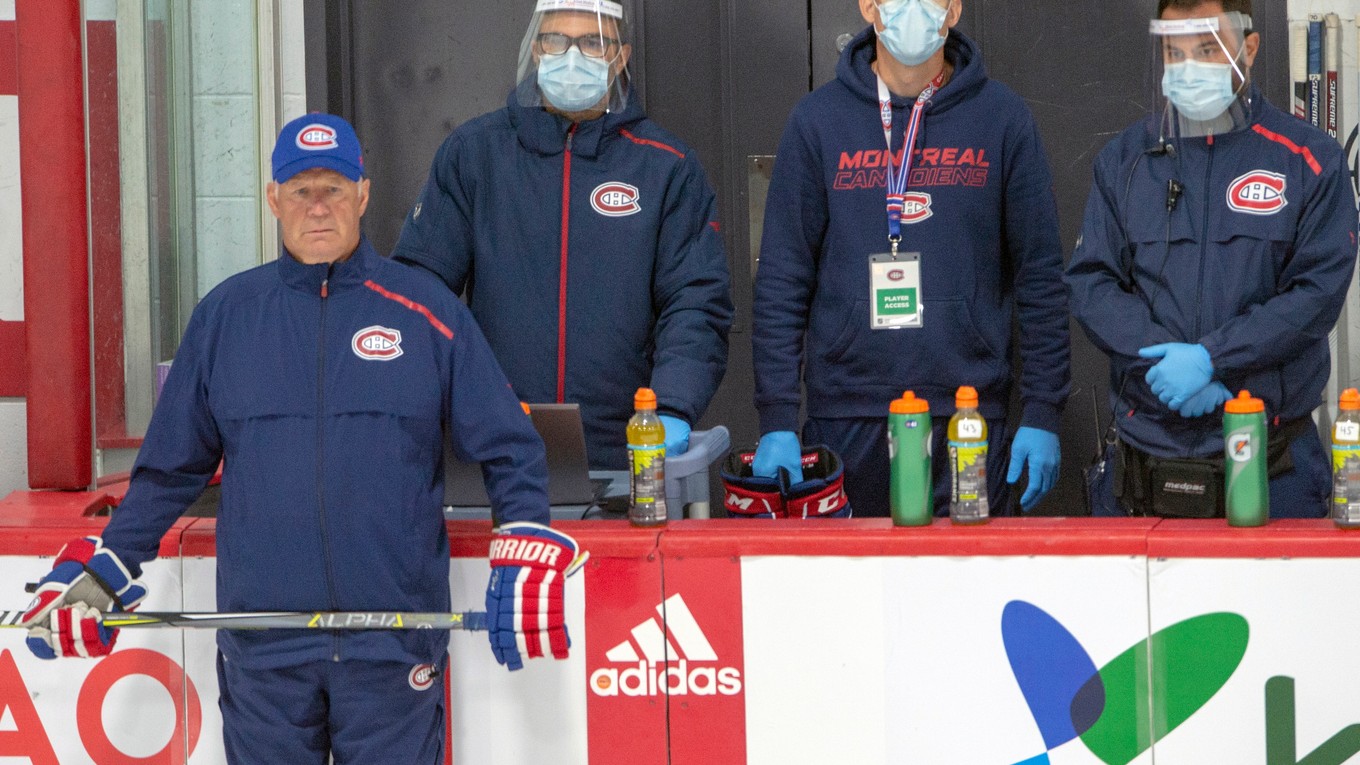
[878, 69, 944, 253]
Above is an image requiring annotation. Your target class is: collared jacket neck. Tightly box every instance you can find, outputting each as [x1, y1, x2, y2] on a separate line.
[506, 82, 648, 159]
[276, 235, 379, 295]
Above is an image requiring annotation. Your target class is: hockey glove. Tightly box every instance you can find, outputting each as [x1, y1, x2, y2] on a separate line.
[723, 445, 851, 518]
[783, 446, 852, 518]
[20, 536, 146, 659]
[486, 522, 587, 672]
[721, 451, 784, 518]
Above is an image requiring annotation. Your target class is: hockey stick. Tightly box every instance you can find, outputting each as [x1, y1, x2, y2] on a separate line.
[0, 609, 488, 631]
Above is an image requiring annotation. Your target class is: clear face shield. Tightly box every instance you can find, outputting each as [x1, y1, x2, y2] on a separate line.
[1149, 12, 1254, 140]
[515, 0, 632, 115]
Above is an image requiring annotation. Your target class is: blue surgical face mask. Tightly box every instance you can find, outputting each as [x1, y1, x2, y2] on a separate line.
[537, 47, 611, 112]
[877, 0, 950, 67]
[1162, 59, 1238, 121]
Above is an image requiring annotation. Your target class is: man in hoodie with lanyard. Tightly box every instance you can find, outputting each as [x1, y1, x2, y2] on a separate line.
[394, 0, 733, 472]
[1067, 0, 1357, 518]
[751, 0, 1070, 517]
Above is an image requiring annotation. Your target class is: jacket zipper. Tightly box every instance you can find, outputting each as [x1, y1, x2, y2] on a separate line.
[557, 124, 577, 404]
[1194, 136, 1215, 339]
[316, 268, 341, 661]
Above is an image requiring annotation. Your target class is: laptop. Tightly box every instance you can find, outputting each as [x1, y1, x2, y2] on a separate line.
[443, 403, 601, 507]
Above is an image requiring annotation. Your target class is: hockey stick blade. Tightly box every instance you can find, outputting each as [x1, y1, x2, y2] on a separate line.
[0, 610, 488, 631]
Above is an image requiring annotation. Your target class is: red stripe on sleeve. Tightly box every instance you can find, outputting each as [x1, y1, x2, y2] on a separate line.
[1251, 124, 1323, 176]
[362, 280, 455, 339]
[619, 129, 686, 159]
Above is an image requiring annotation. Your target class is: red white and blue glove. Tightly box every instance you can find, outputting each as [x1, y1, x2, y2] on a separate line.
[485, 522, 587, 671]
[19, 537, 146, 659]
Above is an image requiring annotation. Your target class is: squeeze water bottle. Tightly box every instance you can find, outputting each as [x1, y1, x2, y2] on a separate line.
[888, 391, 932, 526]
[1331, 388, 1360, 528]
[1224, 390, 1268, 527]
[948, 386, 989, 524]
[627, 388, 668, 526]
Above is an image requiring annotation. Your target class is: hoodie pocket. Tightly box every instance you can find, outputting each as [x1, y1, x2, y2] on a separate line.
[820, 297, 1004, 386]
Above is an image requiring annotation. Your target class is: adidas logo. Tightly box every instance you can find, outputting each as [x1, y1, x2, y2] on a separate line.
[590, 594, 743, 698]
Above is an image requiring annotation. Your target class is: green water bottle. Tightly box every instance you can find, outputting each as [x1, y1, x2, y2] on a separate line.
[1224, 390, 1268, 527]
[889, 391, 932, 526]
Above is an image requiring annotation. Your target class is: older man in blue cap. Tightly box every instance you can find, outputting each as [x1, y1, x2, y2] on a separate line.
[16, 113, 584, 763]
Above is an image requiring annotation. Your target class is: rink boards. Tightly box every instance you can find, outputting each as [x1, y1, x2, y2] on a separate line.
[1, 517, 1359, 764]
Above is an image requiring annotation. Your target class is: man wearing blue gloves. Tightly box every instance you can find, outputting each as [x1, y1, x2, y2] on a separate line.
[752, 0, 1070, 517]
[394, 0, 732, 469]
[1067, 0, 1358, 518]
[18, 114, 584, 763]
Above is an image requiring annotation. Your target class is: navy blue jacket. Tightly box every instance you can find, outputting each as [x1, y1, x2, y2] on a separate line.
[1066, 89, 1359, 457]
[102, 239, 549, 669]
[753, 28, 1070, 432]
[393, 89, 733, 470]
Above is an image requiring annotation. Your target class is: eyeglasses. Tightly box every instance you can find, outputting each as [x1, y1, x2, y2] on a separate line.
[535, 32, 621, 59]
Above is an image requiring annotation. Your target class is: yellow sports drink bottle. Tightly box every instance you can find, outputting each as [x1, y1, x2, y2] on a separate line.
[948, 386, 989, 524]
[1332, 388, 1360, 528]
[627, 388, 667, 526]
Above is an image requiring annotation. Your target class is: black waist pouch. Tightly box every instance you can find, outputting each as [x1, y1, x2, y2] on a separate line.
[1148, 457, 1222, 518]
[1115, 442, 1223, 518]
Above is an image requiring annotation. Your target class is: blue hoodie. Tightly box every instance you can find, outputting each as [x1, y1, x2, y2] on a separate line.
[1066, 87, 1358, 457]
[393, 89, 733, 470]
[101, 239, 549, 669]
[753, 28, 1070, 432]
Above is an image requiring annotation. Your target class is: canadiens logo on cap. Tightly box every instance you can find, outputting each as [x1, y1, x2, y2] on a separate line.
[1227, 171, 1287, 215]
[296, 124, 340, 151]
[352, 326, 403, 361]
[591, 182, 641, 217]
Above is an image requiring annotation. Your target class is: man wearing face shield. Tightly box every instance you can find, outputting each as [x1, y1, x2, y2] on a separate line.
[1066, 0, 1358, 519]
[394, 0, 732, 471]
[751, 0, 1071, 518]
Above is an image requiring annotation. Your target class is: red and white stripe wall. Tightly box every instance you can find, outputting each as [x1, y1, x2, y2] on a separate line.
[0, 0, 126, 495]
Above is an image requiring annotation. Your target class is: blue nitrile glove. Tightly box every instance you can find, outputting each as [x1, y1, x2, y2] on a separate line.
[752, 431, 804, 484]
[1139, 343, 1213, 410]
[1176, 381, 1233, 418]
[659, 415, 691, 456]
[1006, 427, 1061, 512]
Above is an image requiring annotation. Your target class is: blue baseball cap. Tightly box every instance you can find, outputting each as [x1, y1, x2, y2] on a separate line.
[271, 113, 364, 183]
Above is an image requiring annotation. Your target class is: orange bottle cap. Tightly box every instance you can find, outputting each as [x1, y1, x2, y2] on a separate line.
[1224, 390, 1264, 414]
[1342, 388, 1360, 411]
[955, 386, 978, 408]
[634, 388, 657, 409]
[891, 391, 930, 415]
